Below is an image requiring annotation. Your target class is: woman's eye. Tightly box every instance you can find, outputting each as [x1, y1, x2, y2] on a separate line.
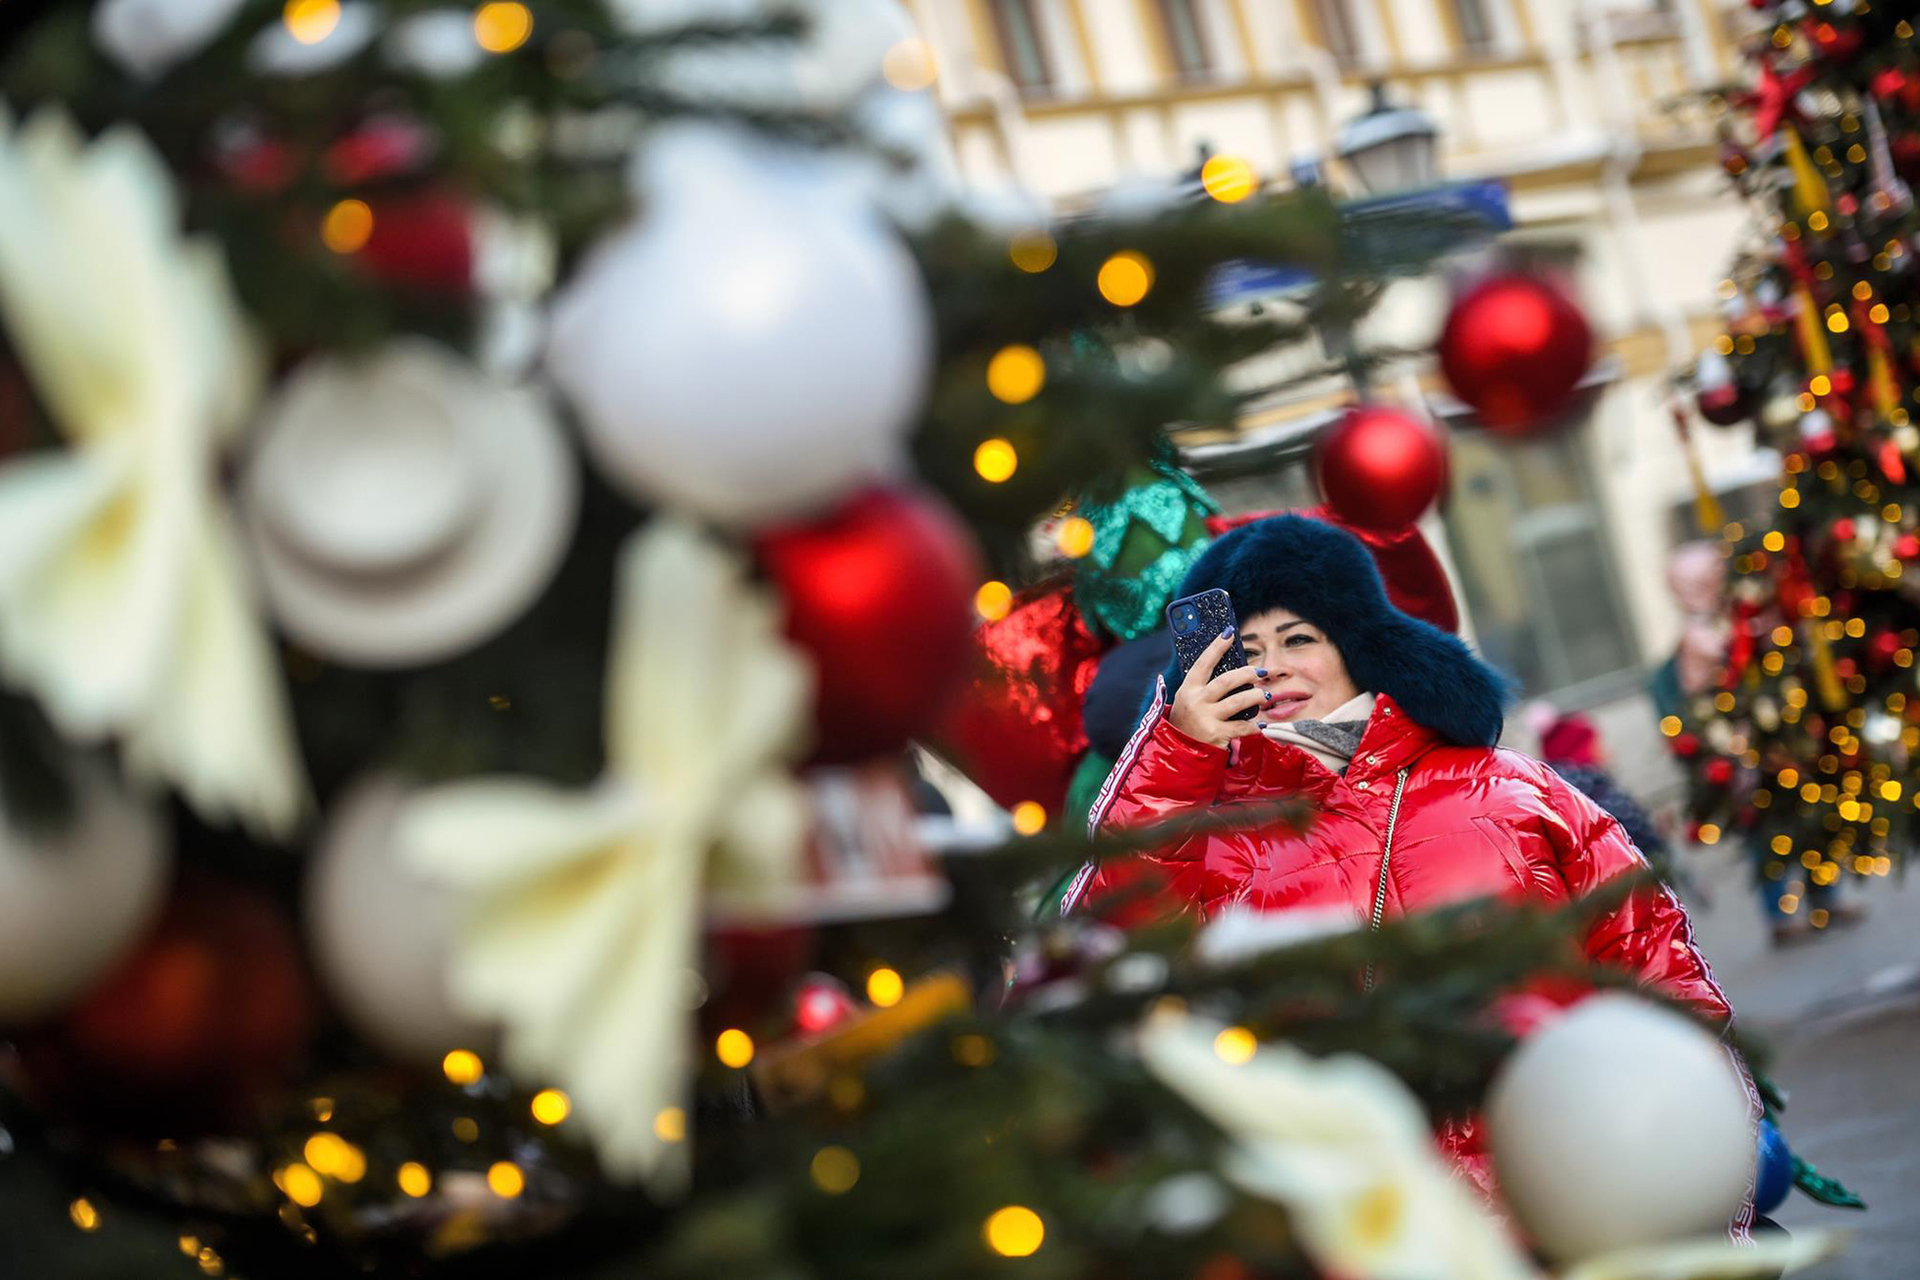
[1285, 634, 1315, 647]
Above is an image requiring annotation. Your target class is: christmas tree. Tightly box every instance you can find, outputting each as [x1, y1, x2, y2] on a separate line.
[1673, 1, 1920, 928]
[0, 3, 1835, 1278]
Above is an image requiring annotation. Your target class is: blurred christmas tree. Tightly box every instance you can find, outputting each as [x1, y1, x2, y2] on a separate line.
[0, 3, 1828, 1279]
[1671, 1, 1920, 925]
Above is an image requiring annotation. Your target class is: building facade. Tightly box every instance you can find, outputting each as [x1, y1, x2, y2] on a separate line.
[903, 0, 1774, 794]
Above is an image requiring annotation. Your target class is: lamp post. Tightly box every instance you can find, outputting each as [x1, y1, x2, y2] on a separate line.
[1334, 82, 1440, 196]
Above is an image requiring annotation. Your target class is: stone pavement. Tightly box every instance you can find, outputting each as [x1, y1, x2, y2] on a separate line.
[1680, 848, 1920, 1277]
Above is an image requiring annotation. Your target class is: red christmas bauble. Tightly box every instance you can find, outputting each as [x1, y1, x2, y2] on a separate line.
[1696, 381, 1748, 426]
[755, 488, 984, 764]
[1438, 272, 1594, 433]
[17, 879, 311, 1131]
[1315, 405, 1448, 532]
[1869, 629, 1903, 670]
[792, 974, 861, 1038]
[1672, 732, 1701, 758]
[1705, 758, 1735, 786]
[1893, 134, 1920, 180]
[1896, 534, 1920, 561]
[702, 925, 814, 1035]
[355, 191, 475, 296]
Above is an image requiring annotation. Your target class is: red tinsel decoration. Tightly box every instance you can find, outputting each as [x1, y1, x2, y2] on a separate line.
[931, 579, 1105, 815]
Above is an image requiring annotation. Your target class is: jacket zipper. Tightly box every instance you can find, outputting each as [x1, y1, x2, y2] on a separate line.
[1362, 767, 1412, 994]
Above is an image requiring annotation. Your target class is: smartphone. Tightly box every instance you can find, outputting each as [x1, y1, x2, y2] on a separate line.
[1165, 588, 1258, 721]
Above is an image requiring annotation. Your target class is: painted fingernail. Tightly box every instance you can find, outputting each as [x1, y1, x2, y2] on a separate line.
[1255, 668, 1268, 678]
[1264, 690, 1273, 701]
[1219, 627, 1234, 639]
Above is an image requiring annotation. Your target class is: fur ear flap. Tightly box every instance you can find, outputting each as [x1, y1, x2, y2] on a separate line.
[1345, 616, 1510, 747]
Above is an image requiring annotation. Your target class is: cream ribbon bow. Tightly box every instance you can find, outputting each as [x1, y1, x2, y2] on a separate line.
[0, 110, 302, 836]
[400, 517, 812, 1186]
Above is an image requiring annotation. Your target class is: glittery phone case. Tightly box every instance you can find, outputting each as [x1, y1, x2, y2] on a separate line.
[1166, 589, 1257, 721]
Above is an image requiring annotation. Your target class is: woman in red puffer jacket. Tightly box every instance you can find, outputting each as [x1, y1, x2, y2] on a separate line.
[1061, 514, 1757, 1238]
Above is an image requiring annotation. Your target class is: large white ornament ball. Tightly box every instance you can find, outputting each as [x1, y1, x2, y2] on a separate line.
[1485, 993, 1755, 1264]
[0, 769, 170, 1023]
[548, 126, 931, 528]
[305, 776, 490, 1065]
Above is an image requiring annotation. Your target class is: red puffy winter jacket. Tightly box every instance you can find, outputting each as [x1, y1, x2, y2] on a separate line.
[1068, 687, 1757, 1237]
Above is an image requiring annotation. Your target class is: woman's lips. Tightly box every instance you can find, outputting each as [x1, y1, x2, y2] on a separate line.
[1263, 692, 1311, 721]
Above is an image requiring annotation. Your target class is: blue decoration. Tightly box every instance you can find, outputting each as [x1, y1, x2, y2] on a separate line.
[1756, 1118, 1794, 1215]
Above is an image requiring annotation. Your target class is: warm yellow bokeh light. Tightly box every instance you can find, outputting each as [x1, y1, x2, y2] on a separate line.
[975, 580, 1013, 621]
[69, 1198, 99, 1231]
[1827, 309, 1850, 334]
[867, 966, 905, 1007]
[474, 2, 534, 53]
[531, 1088, 572, 1125]
[984, 1205, 1046, 1257]
[987, 344, 1046, 404]
[655, 1106, 688, 1143]
[1698, 824, 1722, 845]
[717, 1028, 757, 1069]
[284, 0, 341, 44]
[487, 1161, 526, 1198]
[397, 1162, 433, 1198]
[1055, 516, 1096, 558]
[1097, 251, 1154, 306]
[1213, 1026, 1258, 1064]
[1659, 716, 1683, 737]
[811, 1145, 862, 1194]
[282, 1163, 325, 1208]
[974, 437, 1019, 483]
[881, 38, 937, 90]
[442, 1049, 485, 1086]
[1009, 230, 1057, 273]
[1011, 801, 1047, 835]
[1200, 154, 1257, 203]
[304, 1132, 350, 1176]
[451, 1116, 480, 1142]
[322, 199, 375, 255]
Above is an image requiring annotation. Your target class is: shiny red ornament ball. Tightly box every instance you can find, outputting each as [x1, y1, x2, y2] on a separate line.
[1832, 518, 1858, 543]
[755, 488, 984, 764]
[1696, 381, 1747, 427]
[355, 191, 475, 296]
[17, 879, 312, 1132]
[1315, 405, 1448, 532]
[1438, 272, 1594, 434]
[1672, 732, 1701, 758]
[1705, 758, 1735, 786]
[1896, 534, 1920, 561]
[792, 974, 861, 1038]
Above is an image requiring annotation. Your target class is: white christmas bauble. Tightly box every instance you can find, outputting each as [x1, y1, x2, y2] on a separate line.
[248, 1, 379, 76]
[0, 768, 170, 1022]
[1485, 994, 1755, 1264]
[305, 775, 490, 1064]
[384, 9, 485, 79]
[241, 341, 578, 667]
[92, 0, 247, 80]
[548, 127, 931, 527]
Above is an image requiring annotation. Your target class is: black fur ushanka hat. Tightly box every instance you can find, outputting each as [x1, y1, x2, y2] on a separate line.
[1161, 514, 1509, 747]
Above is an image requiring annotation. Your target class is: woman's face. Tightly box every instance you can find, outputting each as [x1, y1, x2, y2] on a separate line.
[1238, 607, 1362, 725]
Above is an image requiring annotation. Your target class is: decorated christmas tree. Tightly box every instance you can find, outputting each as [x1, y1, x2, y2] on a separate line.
[0, 2, 1842, 1278]
[1673, 1, 1920, 927]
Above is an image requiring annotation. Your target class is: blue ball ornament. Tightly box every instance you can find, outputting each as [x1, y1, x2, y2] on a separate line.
[1756, 1119, 1795, 1215]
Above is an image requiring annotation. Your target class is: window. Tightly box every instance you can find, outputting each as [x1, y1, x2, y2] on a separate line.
[990, 0, 1053, 94]
[1159, 0, 1212, 81]
[1451, 0, 1496, 53]
[1442, 428, 1640, 700]
[1309, 0, 1362, 67]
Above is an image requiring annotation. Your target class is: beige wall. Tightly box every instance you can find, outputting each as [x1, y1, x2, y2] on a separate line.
[912, 0, 1765, 712]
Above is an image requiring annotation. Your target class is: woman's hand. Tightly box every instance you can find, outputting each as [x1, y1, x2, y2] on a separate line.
[1166, 629, 1269, 748]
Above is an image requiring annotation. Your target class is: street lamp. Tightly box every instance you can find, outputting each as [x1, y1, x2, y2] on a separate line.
[1335, 82, 1440, 195]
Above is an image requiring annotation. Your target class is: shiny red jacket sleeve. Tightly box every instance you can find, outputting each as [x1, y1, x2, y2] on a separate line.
[1537, 769, 1733, 1028]
[1081, 706, 1238, 922]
